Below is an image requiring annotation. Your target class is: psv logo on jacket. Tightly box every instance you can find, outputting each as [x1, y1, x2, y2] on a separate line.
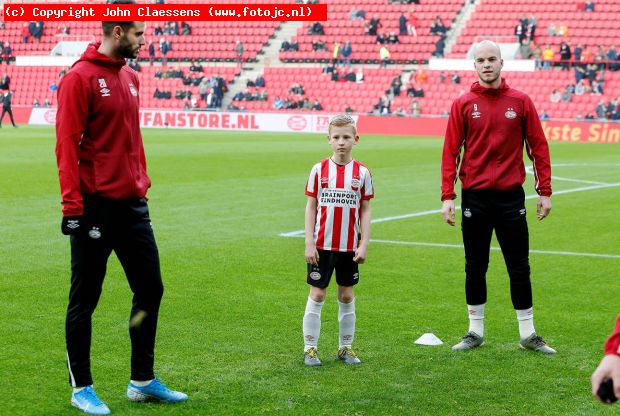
[128, 83, 138, 97]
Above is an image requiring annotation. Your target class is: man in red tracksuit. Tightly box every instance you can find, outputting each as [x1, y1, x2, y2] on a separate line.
[592, 316, 620, 403]
[441, 40, 556, 354]
[56, 1, 187, 413]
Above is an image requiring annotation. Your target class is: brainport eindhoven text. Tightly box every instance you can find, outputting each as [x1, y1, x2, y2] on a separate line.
[31, 6, 202, 19]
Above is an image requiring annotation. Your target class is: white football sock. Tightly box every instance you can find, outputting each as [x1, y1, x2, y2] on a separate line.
[338, 298, 356, 348]
[303, 297, 324, 351]
[130, 379, 154, 387]
[467, 304, 485, 337]
[516, 307, 535, 339]
[73, 386, 86, 393]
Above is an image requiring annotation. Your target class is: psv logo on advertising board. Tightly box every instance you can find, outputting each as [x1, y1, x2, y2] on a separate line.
[287, 115, 307, 131]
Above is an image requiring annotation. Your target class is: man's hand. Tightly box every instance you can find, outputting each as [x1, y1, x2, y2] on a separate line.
[441, 199, 456, 226]
[305, 242, 319, 266]
[353, 243, 368, 264]
[537, 196, 552, 221]
[592, 354, 620, 403]
[61, 216, 84, 235]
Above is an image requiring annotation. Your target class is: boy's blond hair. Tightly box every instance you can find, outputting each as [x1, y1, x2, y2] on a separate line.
[328, 114, 358, 136]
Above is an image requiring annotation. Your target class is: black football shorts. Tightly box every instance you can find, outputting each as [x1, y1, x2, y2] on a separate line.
[307, 249, 359, 288]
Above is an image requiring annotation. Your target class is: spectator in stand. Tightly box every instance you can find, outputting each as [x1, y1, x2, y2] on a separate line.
[147, 41, 155, 66]
[561, 84, 574, 102]
[584, 0, 595, 12]
[378, 91, 391, 114]
[557, 23, 568, 37]
[539, 109, 550, 120]
[527, 15, 537, 42]
[517, 40, 532, 59]
[415, 68, 428, 84]
[408, 11, 418, 37]
[311, 98, 323, 111]
[379, 45, 390, 68]
[611, 99, 620, 120]
[550, 89, 561, 102]
[410, 99, 421, 117]
[607, 45, 619, 71]
[350, 8, 359, 20]
[33, 21, 44, 43]
[451, 72, 461, 84]
[309, 22, 324, 35]
[356, 67, 364, 83]
[154, 25, 163, 36]
[388, 32, 400, 44]
[235, 39, 244, 67]
[367, 15, 382, 36]
[181, 22, 191, 36]
[58, 23, 70, 35]
[189, 59, 203, 72]
[542, 44, 554, 70]
[399, 13, 407, 36]
[198, 78, 210, 101]
[514, 19, 525, 45]
[559, 42, 572, 70]
[255, 75, 265, 88]
[575, 79, 586, 95]
[592, 79, 603, 95]
[376, 33, 388, 44]
[356, 9, 366, 20]
[391, 76, 402, 96]
[406, 82, 424, 97]
[33, 98, 40, 108]
[595, 100, 607, 119]
[433, 34, 446, 57]
[0, 73, 10, 90]
[430, 17, 447, 35]
[273, 96, 284, 110]
[22, 22, 30, 43]
[341, 41, 352, 67]
[574, 44, 583, 62]
[394, 107, 406, 117]
[159, 38, 171, 66]
[345, 103, 354, 114]
[311, 40, 327, 52]
[606, 98, 617, 119]
[439, 71, 447, 83]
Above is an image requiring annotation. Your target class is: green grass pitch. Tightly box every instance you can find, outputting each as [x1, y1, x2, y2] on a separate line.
[0, 126, 619, 415]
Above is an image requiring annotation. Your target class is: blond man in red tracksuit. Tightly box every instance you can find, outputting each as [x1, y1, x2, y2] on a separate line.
[56, 2, 187, 413]
[592, 316, 620, 403]
[441, 40, 555, 354]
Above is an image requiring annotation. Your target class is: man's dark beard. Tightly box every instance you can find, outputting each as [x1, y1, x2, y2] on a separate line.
[118, 36, 138, 59]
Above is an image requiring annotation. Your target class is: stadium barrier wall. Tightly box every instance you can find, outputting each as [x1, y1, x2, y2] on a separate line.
[27, 108, 620, 143]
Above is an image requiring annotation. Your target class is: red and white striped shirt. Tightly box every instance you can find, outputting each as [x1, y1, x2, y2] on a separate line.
[305, 158, 374, 252]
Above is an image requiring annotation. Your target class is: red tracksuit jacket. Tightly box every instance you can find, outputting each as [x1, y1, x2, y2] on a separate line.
[605, 315, 620, 356]
[441, 79, 552, 201]
[56, 43, 150, 217]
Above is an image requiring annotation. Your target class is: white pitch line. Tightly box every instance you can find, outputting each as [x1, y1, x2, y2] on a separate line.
[278, 182, 620, 238]
[279, 234, 620, 259]
[370, 239, 620, 259]
[525, 166, 613, 185]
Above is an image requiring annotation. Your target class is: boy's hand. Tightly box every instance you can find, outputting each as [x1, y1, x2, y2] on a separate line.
[353, 244, 368, 264]
[305, 243, 319, 266]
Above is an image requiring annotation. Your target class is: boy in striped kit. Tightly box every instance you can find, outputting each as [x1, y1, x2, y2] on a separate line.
[302, 115, 374, 366]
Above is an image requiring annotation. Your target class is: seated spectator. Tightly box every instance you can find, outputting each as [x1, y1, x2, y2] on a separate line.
[227, 103, 245, 112]
[439, 71, 446, 83]
[430, 16, 447, 35]
[233, 91, 245, 101]
[311, 99, 323, 111]
[289, 83, 305, 95]
[181, 21, 191, 35]
[547, 23, 556, 36]
[375, 33, 388, 44]
[299, 98, 311, 110]
[539, 109, 550, 120]
[189, 60, 203, 72]
[154, 25, 163, 36]
[367, 16, 382, 36]
[387, 32, 400, 44]
[22, 22, 30, 43]
[255, 75, 265, 88]
[391, 76, 402, 96]
[43, 99, 52, 107]
[281, 41, 292, 52]
[394, 107, 406, 117]
[312, 40, 327, 52]
[584, 1, 594, 12]
[356, 9, 366, 20]
[433, 34, 446, 57]
[345, 104, 354, 114]
[575, 79, 586, 95]
[595, 99, 607, 119]
[561, 84, 573, 101]
[356, 67, 364, 83]
[585, 113, 595, 120]
[273, 96, 284, 109]
[33, 98, 40, 108]
[550, 89, 562, 102]
[410, 99, 421, 117]
[415, 68, 428, 84]
[451, 72, 461, 84]
[591, 80, 603, 95]
[1, 42, 13, 64]
[309, 22, 324, 35]
[0, 74, 10, 90]
[406, 82, 424, 97]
